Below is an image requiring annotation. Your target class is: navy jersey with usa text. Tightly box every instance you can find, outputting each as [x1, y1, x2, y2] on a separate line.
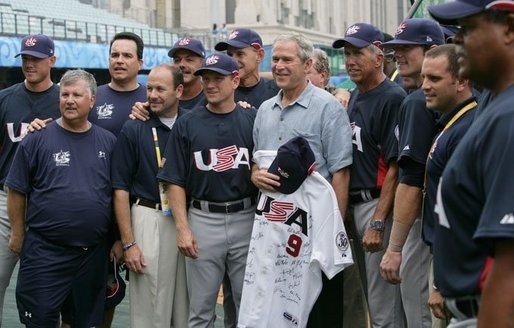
[5, 121, 116, 247]
[434, 85, 514, 298]
[398, 89, 438, 180]
[422, 98, 476, 247]
[236, 78, 280, 109]
[348, 78, 406, 191]
[157, 105, 257, 202]
[111, 109, 188, 203]
[89, 84, 147, 137]
[0, 83, 60, 184]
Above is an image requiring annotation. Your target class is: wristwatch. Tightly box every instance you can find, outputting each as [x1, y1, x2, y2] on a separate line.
[122, 241, 137, 251]
[370, 219, 385, 232]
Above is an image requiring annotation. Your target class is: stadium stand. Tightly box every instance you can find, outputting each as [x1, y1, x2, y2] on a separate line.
[0, 0, 177, 47]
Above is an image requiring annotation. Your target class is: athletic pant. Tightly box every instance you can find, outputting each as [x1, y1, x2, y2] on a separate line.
[354, 199, 406, 328]
[342, 238, 369, 328]
[186, 205, 254, 328]
[0, 189, 19, 328]
[129, 204, 188, 328]
[400, 217, 432, 328]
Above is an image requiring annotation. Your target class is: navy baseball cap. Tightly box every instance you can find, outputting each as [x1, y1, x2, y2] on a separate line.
[215, 28, 263, 51]
[429, 0, 514, 25]
[168, 37, 206, 58]
[333, 23, 384, 49]
[194, 53, 239, 76]
[440, 24, 460, 43]
[105, 260, 126, 309]
[15, 34, 54, 58]
[268, 137, 315, 195]
[382, 18, 445, 47]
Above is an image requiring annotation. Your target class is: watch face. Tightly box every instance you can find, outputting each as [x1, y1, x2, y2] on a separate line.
[371, 220, 385, 231]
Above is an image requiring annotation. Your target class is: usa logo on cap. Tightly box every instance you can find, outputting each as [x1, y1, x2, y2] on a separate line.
[346, 25, 360, 36]
[395, 22, 407, 36]
[178, 38, 190, 46]
[205, 55, 219, 66]
[228, 31, 238, 40]
[25, 37, 37, 47]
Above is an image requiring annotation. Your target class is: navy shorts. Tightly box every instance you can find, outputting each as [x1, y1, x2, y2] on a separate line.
[16, 229, 108, 328]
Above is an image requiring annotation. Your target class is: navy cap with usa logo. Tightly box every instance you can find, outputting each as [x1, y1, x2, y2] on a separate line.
[214, 28, 263, 51]
[15, 34, 55, 59]
[381, 18, 445, 47]
[332, 23, 384, 49]
[429, 0, 514, 25]
[194, 53, 239, 76]
[268, 137, 316, 195]
[168, 37, 206, 58]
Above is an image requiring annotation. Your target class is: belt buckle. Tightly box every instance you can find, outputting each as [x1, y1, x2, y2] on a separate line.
[224, 202, 231, 214]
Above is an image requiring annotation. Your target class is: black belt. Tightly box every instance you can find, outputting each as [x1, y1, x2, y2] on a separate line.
[136, 198, 161, 210]
[349, 189, 380, 204]
[191, 197, 255, 214]
[445, 295, 480, 320]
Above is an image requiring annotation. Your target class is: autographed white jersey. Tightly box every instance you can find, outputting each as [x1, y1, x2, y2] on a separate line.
[238, 151, 353, 328]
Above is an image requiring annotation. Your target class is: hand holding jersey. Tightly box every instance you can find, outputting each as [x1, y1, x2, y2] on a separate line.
[239, 138, 353, 328]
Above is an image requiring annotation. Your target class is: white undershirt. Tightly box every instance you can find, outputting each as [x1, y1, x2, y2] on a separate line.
[159, 114, 177, 129]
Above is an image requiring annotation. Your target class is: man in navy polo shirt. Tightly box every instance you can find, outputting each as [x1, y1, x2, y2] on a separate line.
[112, 63, 188, 328]
[215, 28, 279, 108]
[0, 33, 60, 326]
[420, 44, 476, 325]
[6, 70, 116, 328]
[158, 53, 257, 327]
[380, 18, 445, 328]
[333, 22, 407, 328]
[428, 1, 514, 327]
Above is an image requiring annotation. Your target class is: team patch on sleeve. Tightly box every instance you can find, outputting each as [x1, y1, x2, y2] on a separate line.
[335, 231, 350, 255]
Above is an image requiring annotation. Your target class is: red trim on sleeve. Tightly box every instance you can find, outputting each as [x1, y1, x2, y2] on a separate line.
[479, 256, 494, 292]
[376, 152, 387, 189]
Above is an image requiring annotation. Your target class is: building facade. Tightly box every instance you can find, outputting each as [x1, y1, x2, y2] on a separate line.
[114, 0, 411, 47]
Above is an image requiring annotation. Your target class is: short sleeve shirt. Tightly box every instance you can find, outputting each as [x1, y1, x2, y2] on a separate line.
[347, 79, 406, 190]
[89, 84, 147, 137]
[0, 83, 60, 183]
[238, 150, 353, 328]
[235, 78, 280, 108]
[398, 89, 439, 167]
[422, 97, 476, 247]
[434, 85, 514, 297]
[158, 105, 257, 202]
[111, 109, 186, 203]
[253, 82, 352, 181]
[5, 122, 116, 247]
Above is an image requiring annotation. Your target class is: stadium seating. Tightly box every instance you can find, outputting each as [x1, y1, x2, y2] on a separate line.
[0, 0, 176, 47]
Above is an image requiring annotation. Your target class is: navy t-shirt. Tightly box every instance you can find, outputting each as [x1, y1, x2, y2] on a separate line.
[422, 97, 476, 247]
[236, 78, 280, 108]
[158, 105, 257, 202]
[179, 91, 207, 111]
[435, 84, 514, 297]
[89, 84, 147, 137]
[0, 83, 60, 184]
[111, 109, 187, 203]
[398, 89, 439, 185]
[347, 79, 406, 191]
[5, 121, 116, 247]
